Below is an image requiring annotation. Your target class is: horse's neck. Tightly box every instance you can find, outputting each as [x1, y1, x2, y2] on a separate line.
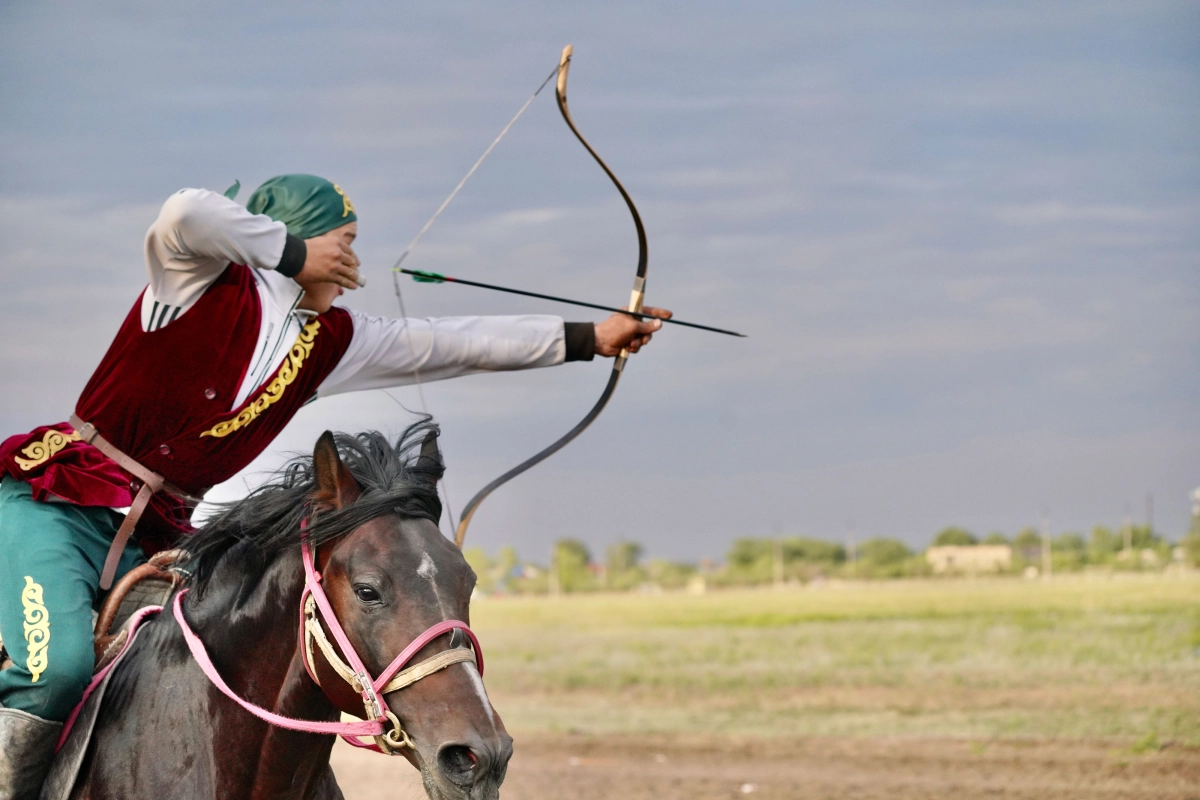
[190, 546, 340, 796]
[189, 544, 308, 677]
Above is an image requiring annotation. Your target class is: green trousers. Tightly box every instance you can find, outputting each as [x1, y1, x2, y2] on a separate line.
[0, 477, 144, 721]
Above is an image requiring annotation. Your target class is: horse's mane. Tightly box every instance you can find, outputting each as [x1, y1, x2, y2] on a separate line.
[184, 421, 444, 591]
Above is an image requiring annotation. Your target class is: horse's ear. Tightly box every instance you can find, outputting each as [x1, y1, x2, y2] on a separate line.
[312, 431, 360, 510]
[419, 430, 440, 465]
[416, 429, 442, 486]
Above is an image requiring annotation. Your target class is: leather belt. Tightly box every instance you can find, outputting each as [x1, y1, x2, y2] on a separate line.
[69, 414, 199, 590]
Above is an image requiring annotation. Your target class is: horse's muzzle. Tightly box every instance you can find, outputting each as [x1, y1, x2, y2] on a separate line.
[435, 731, 513, 798]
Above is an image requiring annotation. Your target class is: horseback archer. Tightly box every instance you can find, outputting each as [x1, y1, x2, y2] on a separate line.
[0, 174, 671, 796]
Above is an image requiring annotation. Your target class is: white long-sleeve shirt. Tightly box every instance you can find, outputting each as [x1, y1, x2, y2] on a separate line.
[142, 188, 568, 408]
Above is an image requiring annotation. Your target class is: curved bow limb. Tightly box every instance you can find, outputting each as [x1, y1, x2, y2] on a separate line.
[454, 44, 649, 547]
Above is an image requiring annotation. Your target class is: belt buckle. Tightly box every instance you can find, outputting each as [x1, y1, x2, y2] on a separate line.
[78, 422, 98, 444]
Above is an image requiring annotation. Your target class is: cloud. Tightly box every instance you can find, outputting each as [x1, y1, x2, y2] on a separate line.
[1, 1, 1197, 556]
[991, 202, 1176, 226]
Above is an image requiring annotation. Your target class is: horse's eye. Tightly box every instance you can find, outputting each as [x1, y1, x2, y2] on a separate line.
[354, 585, 381, 604]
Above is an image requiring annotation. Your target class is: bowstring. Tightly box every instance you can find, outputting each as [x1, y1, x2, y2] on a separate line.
[387, 60, 562, 540]
[388, 63, 561, 275]
[388, 286, 458, 535]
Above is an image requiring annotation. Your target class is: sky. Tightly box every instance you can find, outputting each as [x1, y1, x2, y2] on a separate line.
[1, 1, 1197, 564]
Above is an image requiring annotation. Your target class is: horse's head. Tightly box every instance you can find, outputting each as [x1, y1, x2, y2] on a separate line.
[307, 430, 511, 800]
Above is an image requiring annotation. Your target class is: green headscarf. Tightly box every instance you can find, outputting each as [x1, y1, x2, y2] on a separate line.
[245, 174, 357, 239]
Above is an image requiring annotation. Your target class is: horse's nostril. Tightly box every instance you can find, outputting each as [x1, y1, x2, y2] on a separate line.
[437, 743, 481, 782]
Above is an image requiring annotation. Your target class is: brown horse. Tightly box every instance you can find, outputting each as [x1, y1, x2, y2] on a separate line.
[63, 423, 511, 799]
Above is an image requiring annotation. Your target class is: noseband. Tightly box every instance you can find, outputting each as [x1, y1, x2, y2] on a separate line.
[174, 518, 484, 755]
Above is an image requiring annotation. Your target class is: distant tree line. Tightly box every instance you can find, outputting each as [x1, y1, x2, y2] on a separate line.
[464, 539, 701, 595]
[462, 514, 1200, 596]
[933, 523, 1182, 571]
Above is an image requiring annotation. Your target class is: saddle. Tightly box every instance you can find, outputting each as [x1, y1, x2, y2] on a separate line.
[38, 554, 185, 800]
[91, 549, 184, 671]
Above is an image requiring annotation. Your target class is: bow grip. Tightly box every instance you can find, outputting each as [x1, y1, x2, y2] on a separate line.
[615, 276, 647, 370]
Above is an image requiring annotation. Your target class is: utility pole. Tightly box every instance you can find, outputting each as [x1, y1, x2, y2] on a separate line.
[1123, 504, 1133, 556]
[771, 519, 784, 589]
[846, 517, 857, 579]
[549, 542, 561, 597]
[1041, 508, 1052, 580]
[773, 537, 784, 589]
[1146, 491, 1154, 537]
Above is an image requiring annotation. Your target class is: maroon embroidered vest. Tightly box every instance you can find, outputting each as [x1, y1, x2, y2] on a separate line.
[0, 264, 354, 553]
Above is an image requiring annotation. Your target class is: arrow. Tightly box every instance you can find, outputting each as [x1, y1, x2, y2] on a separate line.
[395, 268, 746, 338]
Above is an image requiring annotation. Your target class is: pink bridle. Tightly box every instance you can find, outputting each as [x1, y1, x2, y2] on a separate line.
[174, 523, 484, 755]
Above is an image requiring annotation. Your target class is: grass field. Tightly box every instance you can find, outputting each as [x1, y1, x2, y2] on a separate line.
[334, 573, 1200, 799]
[469, 573, 1200, 744]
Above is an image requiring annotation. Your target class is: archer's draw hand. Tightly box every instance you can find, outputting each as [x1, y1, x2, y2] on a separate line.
[298, 229, 362, 290]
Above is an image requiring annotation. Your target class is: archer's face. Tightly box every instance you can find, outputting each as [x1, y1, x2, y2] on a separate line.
[297, 221, 358, 314]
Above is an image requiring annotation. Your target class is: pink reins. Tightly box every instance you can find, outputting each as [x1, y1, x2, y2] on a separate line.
[174, 590, 385, 738]
[174, 521, 483, 754]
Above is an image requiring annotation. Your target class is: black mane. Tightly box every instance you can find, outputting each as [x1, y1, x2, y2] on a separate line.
[184, 421, 444, 590]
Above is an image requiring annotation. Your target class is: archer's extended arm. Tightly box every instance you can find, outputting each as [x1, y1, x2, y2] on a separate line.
[314, 312, 597, 397]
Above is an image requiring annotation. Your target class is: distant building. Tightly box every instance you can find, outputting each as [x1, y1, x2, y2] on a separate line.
[926, 544, 1012, 574]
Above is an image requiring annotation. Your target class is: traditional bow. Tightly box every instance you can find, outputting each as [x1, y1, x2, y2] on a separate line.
[389, 46, 649, 547]
[453, 46, 649, 546]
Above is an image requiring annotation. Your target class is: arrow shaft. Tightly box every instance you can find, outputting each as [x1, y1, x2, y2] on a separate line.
[395, 268, 745, 337]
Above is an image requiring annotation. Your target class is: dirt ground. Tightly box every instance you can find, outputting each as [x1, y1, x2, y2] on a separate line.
[331, 733, 1200, 800]
[330, 580, 1200, 798]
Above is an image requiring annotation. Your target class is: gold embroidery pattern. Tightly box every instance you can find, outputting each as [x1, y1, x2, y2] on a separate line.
[200, 320, 321, 439]
[22, 576, 50, 683]
[13, 429, 81, 471]
[333, 183, 355, 218]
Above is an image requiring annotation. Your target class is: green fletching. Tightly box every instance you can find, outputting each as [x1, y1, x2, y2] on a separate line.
[223, 180, 241, 200]
[411, 270, 447, 283]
